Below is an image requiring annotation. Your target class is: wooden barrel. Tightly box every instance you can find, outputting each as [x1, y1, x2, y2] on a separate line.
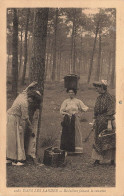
[43, 147, 66, 167]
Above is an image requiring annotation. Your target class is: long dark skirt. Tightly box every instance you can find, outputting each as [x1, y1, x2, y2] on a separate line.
[60, 114, 75, 152]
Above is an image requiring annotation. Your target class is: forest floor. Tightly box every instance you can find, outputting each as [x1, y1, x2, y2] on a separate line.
[6, 81, 115, 187]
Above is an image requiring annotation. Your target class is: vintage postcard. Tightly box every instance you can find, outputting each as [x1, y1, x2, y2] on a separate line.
[0, 0, 124, 195]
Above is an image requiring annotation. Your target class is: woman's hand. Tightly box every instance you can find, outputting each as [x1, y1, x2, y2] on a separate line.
[62, 112, 71, 117]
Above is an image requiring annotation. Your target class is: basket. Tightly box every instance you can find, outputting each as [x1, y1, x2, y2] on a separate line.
[99, 129, 116, 151]
[43, 147, 66, 167]
[64, 74, 80, 89]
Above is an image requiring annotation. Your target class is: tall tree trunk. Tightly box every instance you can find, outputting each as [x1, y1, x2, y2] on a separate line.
[51, 8, 58, 81]
[70, 9, 76, 74]
[27, 34, 33, 81]
[7, 44, 11, 76]
[100, 56, 104, 79]
[18, 28, 23, 79]
[110, 42, 116, 88]
[30, 8, 49, 160]
[47, 39, 52, 81]
[110, 60, 115, 88]
[95, 33, 101, 81]
[49, 41, 53, 81]
[57, 50, 61, 81]
[59, 51, 62, 79]
[87, 20, 100, 83]
[70, 25, 74, 73]
[45, 52, 49, 80]
[110, 22, 116, 88]
[12, 8, 18, 97]
[107, 52, 111, 81]
[29, 10, 35, 81]
[79, 35, 83, 76]
[21, 8, 30, 85]
[73, 23, 76, 74]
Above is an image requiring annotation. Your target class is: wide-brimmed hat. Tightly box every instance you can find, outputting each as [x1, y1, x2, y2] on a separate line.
[93, 80, 108, 87]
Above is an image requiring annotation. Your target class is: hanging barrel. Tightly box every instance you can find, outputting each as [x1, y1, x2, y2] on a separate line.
[64, 74, 80, 89]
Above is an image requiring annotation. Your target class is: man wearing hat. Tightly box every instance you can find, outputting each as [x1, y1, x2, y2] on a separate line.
[91, 80, 116, 166]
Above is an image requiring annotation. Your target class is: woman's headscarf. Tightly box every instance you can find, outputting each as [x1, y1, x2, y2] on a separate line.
[23, 81, 38, 93]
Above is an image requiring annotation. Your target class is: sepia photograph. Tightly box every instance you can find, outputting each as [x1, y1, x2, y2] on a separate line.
[1, 0, 124, 195]
[6, 7, 116, 188]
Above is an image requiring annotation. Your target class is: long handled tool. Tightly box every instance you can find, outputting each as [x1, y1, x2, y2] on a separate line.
[83, 127, 94, 142]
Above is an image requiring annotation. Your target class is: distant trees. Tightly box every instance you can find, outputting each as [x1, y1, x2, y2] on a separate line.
[51, 8, 59, 81]
[87, 9, 115, 83]
[21, 8, 30, 85]
[87, 15, 100, 83]
[7, 7, 116, 161]
[11, 8, 18, 97]
[7, 8, 116, 90]
[95, 33, 101, 81]
[109, 9, 116, 88]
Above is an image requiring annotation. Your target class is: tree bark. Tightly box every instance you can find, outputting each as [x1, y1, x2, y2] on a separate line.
[21, 8, 30, 85]
[12, 8, 18, 97]
[30, 8, 49, 160]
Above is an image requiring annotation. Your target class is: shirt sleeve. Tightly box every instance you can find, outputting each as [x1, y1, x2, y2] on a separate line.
[79, 100, 89, 112]
[94, 97, 100, 119]
[60, 100, 67, 115]
[21, 100, 29, 120]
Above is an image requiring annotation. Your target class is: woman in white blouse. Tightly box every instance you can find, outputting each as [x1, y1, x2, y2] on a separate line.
[60, 88, 89, 154]
[6, 89, 41, 166]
